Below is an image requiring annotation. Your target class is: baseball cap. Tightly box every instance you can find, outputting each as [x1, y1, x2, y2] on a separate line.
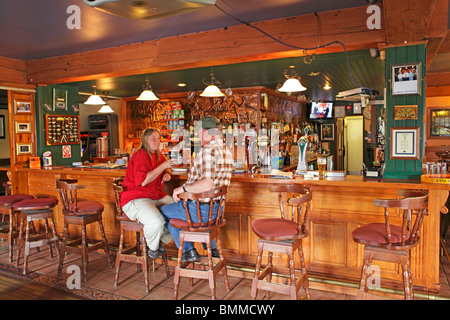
[201, 115, 221, 129]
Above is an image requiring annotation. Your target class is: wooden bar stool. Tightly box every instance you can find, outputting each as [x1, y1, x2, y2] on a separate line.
[56, 179, 114, 282]
[171, 186, 229, 300]
[251, 185, 312, 300]
[112, 179, 170, 294]
[352, 190, 428, 300]
[13, 197, 59, 275]
[0, 194, 34, 262]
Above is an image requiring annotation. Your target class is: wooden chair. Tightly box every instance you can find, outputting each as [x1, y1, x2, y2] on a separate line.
[0, 170, 12, 222]
[13, 197, 59, 275]
[352, 190, 428, 300]
[171, 186, 229, 300]
[0, 194, 34, 262]
[250, 184, 312, 300]
[56, 179, 114, 282]
[112, 178, 170, 294]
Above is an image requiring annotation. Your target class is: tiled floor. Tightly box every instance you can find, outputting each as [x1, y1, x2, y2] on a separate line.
[0, 237, 449, 300]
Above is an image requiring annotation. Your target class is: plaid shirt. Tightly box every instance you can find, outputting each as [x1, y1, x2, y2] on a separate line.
[186, 138, 233, 200]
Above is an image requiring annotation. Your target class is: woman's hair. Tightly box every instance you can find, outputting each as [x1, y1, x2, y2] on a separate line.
[140, 127, 163, 165]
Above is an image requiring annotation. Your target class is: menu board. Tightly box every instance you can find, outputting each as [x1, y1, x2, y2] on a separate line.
[45, 114, 80, 145]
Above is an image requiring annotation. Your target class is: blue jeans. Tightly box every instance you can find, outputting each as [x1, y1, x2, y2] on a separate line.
[160, 200, 222, 253]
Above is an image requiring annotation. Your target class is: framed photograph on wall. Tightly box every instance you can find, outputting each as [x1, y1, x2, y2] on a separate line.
[320, 123, 334, 141]
[53, 88, 68, 111]
[391, 63, 421, 96]
[0, 115, 5, 139]
[390, 127, 420, 160]
[15, 101, 31, 113]
[15, 122, 31, 133]
[16, 143, 32, 155]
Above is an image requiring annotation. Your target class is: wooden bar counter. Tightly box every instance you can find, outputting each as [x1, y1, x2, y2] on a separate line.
[15, 166, 449, 294]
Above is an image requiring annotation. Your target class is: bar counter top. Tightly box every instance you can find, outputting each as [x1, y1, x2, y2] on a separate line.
[15, 165, 449, 294]
[16, 165, 450, 190]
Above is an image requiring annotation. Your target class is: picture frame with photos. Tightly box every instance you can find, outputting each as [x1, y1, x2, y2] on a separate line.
[391, 63, 421, 96]
[15, 122, 31, 133]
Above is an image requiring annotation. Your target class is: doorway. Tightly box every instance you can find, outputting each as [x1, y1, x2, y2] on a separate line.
[343, 115, 363, 175]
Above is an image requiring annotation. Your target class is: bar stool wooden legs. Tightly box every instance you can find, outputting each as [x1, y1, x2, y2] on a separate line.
[0, 194, 34, 262]
[174, 228, 229, 300]
[112, 179, 170, 294]
[250, 185, 312, 300]
[56, 179, 114, 282]
[251, 238, 310, 300]
[171, 186, 230, 300]
[13, 197, 59, 275]
[114, 220, 170, 293]
[57, 213, 113, 282]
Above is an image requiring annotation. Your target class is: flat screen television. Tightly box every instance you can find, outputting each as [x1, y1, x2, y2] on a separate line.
[310, 102, 333, 119]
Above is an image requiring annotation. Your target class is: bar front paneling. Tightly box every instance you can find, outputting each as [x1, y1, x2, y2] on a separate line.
[18, 166, 447, 294]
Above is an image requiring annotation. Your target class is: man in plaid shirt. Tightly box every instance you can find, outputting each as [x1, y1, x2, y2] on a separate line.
[161, 116, 233, 262]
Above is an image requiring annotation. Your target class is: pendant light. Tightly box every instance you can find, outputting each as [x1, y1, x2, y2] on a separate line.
[98, 94, 114, 113]
[137, 75, 159, 101]
[278, 65, 307, 93]
[84, 85, 106, 105]
[200, 68, 224, 97]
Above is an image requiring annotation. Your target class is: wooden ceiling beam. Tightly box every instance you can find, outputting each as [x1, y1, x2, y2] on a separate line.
[26, 6, 385, 85]
[0, 56, 28, 84]
[425, 0, 449, 68]
[383, 0, 437, 45]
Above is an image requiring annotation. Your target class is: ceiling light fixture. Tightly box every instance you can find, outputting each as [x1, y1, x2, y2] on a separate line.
[84, 85, 106, 105]
[278, 65, 307, 93]
[200, 68, 224, 97]
[98, 104, 114, 113]
[98, 94, 114, 113]
[137, 75, 159, 101]
[323, 84, 332, 90]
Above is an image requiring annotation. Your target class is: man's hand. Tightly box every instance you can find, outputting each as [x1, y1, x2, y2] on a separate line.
[172, 186, 183, 202]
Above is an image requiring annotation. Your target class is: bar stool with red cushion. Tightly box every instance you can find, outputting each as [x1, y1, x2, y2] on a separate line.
[112, 178, 170, 294]
[171, 186, 230, 300]
[352, 190, 428, 300]
[56, 179, 114, 282]
[13, 197, 59, 275]
[251, 184, 312, 300]
[0, 194, 34, 262]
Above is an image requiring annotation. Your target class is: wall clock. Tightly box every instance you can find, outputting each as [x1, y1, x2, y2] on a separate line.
[394, 105, 418, 120]
[363, 105, 372, 119]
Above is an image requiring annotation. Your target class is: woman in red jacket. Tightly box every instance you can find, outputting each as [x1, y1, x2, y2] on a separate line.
[121, 128, 176, 258]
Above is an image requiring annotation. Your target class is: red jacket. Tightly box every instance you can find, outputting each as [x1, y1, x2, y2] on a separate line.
[120, 148, 167, 207]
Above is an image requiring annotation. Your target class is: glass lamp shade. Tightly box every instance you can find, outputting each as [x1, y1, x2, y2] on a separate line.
[98, 104, 114, 113]
[200, 85, 225, 97]
[84, 94, 106, 105]
[278, 78, 307, 92]
[136, 90, 159, 101]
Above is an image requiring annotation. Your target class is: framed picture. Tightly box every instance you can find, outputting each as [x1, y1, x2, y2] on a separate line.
[0, 115, 5, 139]
[428, 107, 450, 139]
[391, 63, 421, 96]
[16, 143, 32, 155]
[320, 123, 334, 141]
[390, 127, 420, 160]
[15, 101, 31, 113]
[335, 106, 345, 118]
[15, 121, 31, 133]
[53, 88, 68, 111]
